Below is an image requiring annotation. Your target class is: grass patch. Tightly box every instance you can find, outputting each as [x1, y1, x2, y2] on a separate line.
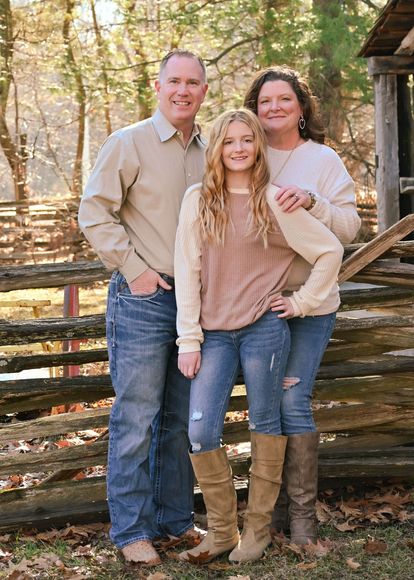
[1, 522, 414, 579]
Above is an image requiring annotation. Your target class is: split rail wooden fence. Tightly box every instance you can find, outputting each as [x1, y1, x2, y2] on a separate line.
[1, 217, 414, 532]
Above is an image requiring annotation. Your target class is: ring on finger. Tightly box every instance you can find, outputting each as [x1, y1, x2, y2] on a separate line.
[294, 193, 299, 201]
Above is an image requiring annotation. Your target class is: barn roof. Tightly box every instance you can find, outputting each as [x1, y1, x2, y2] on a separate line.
[359, 0, 414, 57]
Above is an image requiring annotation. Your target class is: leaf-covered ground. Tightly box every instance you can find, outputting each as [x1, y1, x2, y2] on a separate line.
[0, 481, 413, 580]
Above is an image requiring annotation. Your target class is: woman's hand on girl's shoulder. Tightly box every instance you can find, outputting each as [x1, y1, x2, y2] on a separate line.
[273, 185, 311, 212]
[270, 295, 294, 318]
[178, 351, 201, 379]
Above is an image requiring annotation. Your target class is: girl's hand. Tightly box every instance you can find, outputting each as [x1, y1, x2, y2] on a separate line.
[270, 295, 294, 319]
[274, 185, 311, 213]
[178, 351, 201, 379]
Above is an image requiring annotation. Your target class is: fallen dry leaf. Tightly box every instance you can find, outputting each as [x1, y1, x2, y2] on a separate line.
[207, 561, 232, 571]
[364, 540, 387, 555]
[346, 557, 361, 570]
[147, 573, 171, 580]
[304, 539, 333, 558]
[187, 550, 212, 564]
[339, 501, 363, 519]
[296, 561, 317, 570]
[283, 542, 304, 557]
[228, 576, 250, 580]
[334, 521, 359, 532]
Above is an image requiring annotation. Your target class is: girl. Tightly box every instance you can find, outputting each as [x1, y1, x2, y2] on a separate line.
[174, 109, 343, 563]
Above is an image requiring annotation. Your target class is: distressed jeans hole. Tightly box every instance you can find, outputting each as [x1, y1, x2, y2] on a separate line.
[190, 410, 203, 421]
[283, 376, 300, 390]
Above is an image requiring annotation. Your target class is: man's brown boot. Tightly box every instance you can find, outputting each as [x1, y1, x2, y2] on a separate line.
[229, 433, 287, 563]
[179, 447, 240, 563]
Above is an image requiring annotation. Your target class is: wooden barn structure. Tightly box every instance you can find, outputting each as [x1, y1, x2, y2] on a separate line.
[359, 0, 414, 232]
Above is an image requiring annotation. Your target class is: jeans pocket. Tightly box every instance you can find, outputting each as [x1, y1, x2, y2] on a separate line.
[119, 286, 164, 301]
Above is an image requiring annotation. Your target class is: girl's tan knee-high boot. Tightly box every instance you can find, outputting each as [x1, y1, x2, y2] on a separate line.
[229, 433, 287, 563]
[285, 432, 319, 545]
[179, 446, 240, 563]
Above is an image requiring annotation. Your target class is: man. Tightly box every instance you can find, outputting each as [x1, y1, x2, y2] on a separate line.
[78, 50, 208, 565]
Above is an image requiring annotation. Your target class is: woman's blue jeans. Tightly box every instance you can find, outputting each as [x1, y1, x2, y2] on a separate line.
[106, 272, 194, 548]
[188, 310, 290, 453]
[281, 313, 336, 435]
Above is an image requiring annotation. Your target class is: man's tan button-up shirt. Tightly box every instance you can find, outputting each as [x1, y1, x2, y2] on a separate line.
[78, 108, 206, 283]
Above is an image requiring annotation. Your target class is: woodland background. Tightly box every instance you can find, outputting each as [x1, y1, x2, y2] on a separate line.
[1, 0, 382, 205]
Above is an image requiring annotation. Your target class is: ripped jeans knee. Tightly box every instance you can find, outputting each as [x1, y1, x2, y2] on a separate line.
[283, 376, 300, 390]
[188, 409, 220, 453]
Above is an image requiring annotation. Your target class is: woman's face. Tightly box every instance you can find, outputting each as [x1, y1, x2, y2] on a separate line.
[257, 80, 302, 140]
[221, 120, 256, 176]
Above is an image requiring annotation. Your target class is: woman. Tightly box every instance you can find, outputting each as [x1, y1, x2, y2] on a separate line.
[244, 66, 361, 545]
[174, 108, 343, 563]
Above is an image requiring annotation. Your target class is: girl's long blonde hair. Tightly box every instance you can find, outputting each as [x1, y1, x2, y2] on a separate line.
[199, 108, 271, 247]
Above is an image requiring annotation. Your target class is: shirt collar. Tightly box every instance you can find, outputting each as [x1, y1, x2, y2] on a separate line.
[152, 108, 203, 144]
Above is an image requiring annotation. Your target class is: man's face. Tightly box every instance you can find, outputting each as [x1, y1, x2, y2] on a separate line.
[155, 55, 208, 129]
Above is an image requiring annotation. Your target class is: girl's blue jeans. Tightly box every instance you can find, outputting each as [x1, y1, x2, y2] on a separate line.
[188, 310, 290, 453]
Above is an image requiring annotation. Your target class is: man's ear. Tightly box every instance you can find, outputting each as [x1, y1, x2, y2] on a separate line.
[154, 79, 160, 97]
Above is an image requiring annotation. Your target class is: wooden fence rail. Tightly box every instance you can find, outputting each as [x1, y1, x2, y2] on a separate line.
[0, 232, 414, 531]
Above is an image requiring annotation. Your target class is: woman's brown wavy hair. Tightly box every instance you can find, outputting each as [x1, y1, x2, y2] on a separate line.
[244, 66, 325, 144]
[199, 108, 272, 248]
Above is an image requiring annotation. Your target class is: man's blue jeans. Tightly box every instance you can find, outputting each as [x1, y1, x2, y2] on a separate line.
[281, 313, 336, 435]
[188, 310, 290, 453]
[106, 271, 193, 548]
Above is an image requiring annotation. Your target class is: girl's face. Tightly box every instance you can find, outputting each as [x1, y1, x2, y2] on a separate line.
[257, 80, 302, 139]
[221, 120, 256, 177]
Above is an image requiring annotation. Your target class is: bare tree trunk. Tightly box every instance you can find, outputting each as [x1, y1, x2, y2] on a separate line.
[310, 0, 345, 143]
[90, 0, 112, 136]
[124, 0, 152, 120]
[63, 0, 86, 196]
[0, 0, 29, 201]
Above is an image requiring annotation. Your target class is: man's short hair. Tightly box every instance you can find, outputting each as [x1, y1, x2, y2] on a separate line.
[159, 50, 207, 83]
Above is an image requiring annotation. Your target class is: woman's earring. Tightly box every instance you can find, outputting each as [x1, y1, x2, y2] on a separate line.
[299, 115, 306, 130]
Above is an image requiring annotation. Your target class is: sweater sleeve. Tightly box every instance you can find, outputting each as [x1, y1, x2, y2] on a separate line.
[266, 185, 344, 317]
[175, 185, 204, 353]
[308, 148, 361, 244]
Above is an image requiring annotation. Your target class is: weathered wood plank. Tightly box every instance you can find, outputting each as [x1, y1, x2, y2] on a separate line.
[8, 402, 411, 445]
[333, 314, 414, 333]
[314, 404, 414, 433]
[0, 261, 109, 292]
[319, 432, 414, 452]
[1, 313, 412, 347]
[0, 349, 108, 373]
[3, 354, 414, 414]
[2, 447, 414, 531]
[0, 315, 106, 346]
[338, 214, 414, 283]
[0, 375, 113, 414]
[343, 240, 414, 259]
[0, 408, 109, 442]
[317, 355, 414, 379]
[315, 373, 414, 404]
[1, 240, 414, 292]
[351, 262, 414, 287]
[368, 55, 414, 75]
[0, 441, 108, 478]
[339, 286, 414, 311]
